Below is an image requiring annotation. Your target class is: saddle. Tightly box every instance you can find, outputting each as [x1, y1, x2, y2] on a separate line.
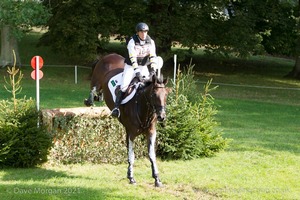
[108, 73, 144, 104]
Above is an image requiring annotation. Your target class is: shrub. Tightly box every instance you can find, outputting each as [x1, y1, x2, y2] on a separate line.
[156, 63, 229, 159]
[0, 98, 52, 167]
[0, 64, 52, 168]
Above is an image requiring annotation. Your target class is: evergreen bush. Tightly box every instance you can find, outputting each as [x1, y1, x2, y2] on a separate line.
[0, 98, 52, 167]
[0, 64, 52, 167]
[156, 63, 228, 159]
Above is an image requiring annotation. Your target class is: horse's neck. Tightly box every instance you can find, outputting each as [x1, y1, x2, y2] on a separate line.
[136, 84, 155, 125]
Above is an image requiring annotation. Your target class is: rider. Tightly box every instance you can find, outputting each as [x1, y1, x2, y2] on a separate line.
[111, 22, 161, 118]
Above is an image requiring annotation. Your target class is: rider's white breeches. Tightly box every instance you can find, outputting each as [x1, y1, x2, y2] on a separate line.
[120, 56, 163, 92]
[120, 64, 148, 92]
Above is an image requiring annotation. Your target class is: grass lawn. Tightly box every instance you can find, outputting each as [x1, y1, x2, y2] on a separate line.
[0, 32, 300, 199]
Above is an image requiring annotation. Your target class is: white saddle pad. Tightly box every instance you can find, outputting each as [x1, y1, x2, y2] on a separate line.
[108, 73, 138, 104]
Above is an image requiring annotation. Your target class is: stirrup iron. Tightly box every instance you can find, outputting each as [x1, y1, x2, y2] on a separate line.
[111, 107, 120, 118]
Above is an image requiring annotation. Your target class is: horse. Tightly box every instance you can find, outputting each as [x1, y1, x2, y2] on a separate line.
[84, 53, 171, 187]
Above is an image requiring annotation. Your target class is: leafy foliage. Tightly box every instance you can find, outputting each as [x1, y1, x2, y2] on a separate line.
[0, 0, 50, 38]
[40, 0, 300, 63]
[48, 115, 147, 165]
[156, 63, 228, 159]
[39, 0, 227, 61]
[40, 0, 118, 62]
[256, 1, 298, 56]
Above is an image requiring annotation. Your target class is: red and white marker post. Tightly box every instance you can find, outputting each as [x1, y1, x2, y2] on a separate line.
[30, 56, 44, 112]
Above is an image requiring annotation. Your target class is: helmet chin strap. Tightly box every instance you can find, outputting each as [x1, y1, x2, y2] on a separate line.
[137, 35, 146, 42]
[136, 34, 145, 41]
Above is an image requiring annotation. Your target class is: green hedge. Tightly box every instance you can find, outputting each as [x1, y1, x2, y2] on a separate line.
[48, 115, 147, 165]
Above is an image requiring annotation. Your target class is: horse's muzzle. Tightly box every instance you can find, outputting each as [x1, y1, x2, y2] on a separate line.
[156, 108, 166, 122]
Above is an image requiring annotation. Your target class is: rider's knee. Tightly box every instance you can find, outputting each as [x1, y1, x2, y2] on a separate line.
[120, 86, 128, 93]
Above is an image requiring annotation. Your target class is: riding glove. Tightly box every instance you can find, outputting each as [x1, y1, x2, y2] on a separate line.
[149, 67, 156, 76]
[134, 68, 142, 81]
[150, 63, 157, 70]
[132, 62, 138, 69]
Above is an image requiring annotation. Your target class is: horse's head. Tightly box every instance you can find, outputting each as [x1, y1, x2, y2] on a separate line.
[150, 75, 171, 122]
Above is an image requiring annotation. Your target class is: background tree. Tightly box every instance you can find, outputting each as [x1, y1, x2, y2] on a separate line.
[39, 0, 267, 60]
[40, 0, 225, 62]
[40, 0, 148, 63]
[286, 0, 300, 78]
[0, 0, 50, 67]
[40, 0, 300, 79]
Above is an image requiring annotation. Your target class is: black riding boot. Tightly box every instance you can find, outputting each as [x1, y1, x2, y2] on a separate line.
[111, 91, 125, 118]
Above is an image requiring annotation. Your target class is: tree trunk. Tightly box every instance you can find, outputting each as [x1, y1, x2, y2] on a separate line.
[286, 56, 300, 79]
[0, 25, 21, 67]
[286, 0, 300, 79]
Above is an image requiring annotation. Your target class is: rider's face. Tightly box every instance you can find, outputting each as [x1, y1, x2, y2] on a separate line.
[138, 30, 148, 41]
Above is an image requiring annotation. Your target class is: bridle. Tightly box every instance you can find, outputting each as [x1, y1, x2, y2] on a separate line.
[135, 82, 166, 129]
[149, 85, 166, 114]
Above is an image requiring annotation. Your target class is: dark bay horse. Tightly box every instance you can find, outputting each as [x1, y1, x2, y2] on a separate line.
[84, 53, 171, 187]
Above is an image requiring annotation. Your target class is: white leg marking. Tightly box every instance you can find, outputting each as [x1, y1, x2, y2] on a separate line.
[128, 139, 135, 164]
[149, 133, 156, 160]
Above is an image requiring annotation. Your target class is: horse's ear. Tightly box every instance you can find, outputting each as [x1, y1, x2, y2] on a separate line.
[159, 74, 164, 82]
[163, 77, 168, 85]
[156, 74, 164, 83]
[152, 74, 158, 83]
[166, 87, 172, 94]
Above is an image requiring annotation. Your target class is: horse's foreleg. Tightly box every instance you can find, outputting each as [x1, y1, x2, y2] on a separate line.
[148, 132, 163, 187]
[127, 138, 136, 184]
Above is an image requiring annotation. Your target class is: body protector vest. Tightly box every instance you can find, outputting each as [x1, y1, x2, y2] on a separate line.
[125, 34, 152, 66]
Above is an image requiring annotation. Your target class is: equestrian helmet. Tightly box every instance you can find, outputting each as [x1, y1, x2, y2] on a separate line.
[136, 22, 149, 32]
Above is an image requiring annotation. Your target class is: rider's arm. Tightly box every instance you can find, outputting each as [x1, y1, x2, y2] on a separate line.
[127, 39, 138, 68]
[149, 39, 157, 58]
[149, 39, 157, 67]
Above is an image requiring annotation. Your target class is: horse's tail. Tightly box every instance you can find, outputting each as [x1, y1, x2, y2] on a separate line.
[91, 58, 99, 74]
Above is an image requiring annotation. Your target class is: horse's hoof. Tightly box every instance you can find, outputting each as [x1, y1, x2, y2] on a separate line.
[84, 99, 93, 107]
[129, 178, 136, 185]
[155, 181, 163, 187]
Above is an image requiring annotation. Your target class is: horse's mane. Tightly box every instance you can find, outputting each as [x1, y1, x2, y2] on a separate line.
[151, 74, 164, 84]
[136, 75, 165, 95]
